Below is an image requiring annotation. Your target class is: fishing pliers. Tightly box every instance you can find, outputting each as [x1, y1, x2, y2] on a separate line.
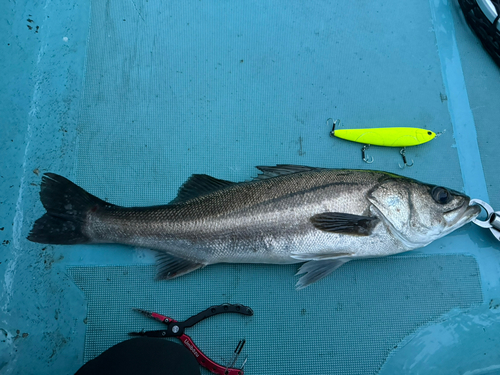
[129, 304, 253, 375]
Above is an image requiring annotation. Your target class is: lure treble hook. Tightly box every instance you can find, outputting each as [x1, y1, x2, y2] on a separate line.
[398, 147, 414, 168]
[330, 118, 374, 164]
[362, 145, 374, 164]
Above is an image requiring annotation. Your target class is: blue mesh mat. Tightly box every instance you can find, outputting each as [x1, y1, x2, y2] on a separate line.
[3, 0, 500, 373]
[75, 0, 465, 205]
[68, 254, 482, 374]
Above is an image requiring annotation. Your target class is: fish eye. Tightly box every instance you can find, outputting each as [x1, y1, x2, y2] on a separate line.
[431, 186, 452, 204]
[427, 131, 432, 136]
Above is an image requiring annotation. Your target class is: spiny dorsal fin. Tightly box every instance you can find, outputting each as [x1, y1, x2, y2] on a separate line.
[253, 165, 323, 181]
[169, 174, 235, 204]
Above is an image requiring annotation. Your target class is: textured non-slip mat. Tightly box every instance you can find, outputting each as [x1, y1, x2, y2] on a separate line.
[69, 254, 482, 374]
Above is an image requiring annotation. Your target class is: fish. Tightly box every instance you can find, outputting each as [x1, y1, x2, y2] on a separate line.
[27, 165, 480, 289]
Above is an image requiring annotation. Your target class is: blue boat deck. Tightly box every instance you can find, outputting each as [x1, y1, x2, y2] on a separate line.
[1, 0, 499, 374]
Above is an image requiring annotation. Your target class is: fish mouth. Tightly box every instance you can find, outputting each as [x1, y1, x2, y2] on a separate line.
[444, 200, 481, 229]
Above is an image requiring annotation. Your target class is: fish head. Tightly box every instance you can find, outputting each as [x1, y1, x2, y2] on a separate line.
[367, 177, 481, 249]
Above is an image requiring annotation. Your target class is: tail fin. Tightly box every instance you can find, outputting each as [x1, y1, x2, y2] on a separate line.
[28, 173, 113, 244]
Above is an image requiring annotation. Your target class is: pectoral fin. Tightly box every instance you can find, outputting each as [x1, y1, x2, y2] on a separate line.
[310, 212, 379, 235]
[155, 252, 205, 279]
[295, 258, 351, 290]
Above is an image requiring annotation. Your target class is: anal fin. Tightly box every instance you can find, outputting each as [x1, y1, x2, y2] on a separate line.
[295, 259, 351, 290]
[155, 252, 205, 280]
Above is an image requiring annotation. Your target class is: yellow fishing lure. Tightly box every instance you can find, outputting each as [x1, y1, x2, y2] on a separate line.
[328, 119, 437, 167]
[331, 124, 436, 147]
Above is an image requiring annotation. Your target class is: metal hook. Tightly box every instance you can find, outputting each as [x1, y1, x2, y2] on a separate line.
[398, 147, 414, 168]
[362, 145, 374, 164]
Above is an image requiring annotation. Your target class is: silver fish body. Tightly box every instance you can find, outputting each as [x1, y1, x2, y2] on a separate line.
[28, 165, 480, 289]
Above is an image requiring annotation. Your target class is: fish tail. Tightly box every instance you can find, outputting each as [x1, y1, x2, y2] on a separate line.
[28, 173, 112, 244]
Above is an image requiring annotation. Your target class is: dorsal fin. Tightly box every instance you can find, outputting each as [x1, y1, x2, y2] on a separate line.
[169, 174, 235, 204]
[253, 165, 323, 181]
